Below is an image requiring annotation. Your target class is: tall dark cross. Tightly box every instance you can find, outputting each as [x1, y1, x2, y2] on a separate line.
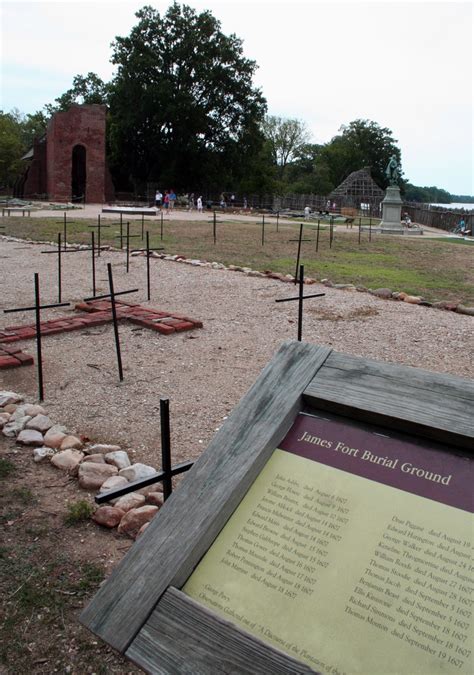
[209, 210, 222, 244]
[329, 216, 334, 248]
[115, 222, 141, 272]
[275, 265, 325, 341]
[42, 232, 97, 301]
[95, 397, 194, 505]
[83, 263, 138, 381]
[312, 219, 321, 252]
[4, 273, 71, 401]
[289, 223, 313, 284]
[88, 214, 110, 257]
[131, 231, 165, 301]
[258, 214, 266, 246]
[160, 211, 164, 241]
[56, 211, 76, 250]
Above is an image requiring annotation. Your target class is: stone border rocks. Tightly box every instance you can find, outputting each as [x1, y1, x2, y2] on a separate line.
[1, 390, 163, 539]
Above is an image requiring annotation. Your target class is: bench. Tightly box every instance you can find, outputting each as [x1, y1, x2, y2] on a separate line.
[1, 207, 31, 217]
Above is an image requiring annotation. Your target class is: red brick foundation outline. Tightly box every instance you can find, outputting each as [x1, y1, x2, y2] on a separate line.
[0, 300, 203, 369]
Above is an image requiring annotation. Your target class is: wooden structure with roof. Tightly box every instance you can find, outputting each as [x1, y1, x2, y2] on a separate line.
[329, 167, 384, 211]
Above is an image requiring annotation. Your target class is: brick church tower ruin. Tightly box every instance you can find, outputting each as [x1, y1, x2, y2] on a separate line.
[20, 104, 115, 203]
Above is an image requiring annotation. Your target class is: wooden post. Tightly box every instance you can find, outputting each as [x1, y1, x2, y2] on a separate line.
[160, 398, 173, 501]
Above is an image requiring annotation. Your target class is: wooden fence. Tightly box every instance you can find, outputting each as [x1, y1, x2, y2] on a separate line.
[402, 203, 474, 232]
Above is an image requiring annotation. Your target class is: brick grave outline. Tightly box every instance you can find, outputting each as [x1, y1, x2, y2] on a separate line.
[0, 300, 203, 370]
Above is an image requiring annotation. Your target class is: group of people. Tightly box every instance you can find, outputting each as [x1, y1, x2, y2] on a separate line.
[154, 189, 177, 211]
[154, 189, 254, 213]
[186, 193, 203, 212]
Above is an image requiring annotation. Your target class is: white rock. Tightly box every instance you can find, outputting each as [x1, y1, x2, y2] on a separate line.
[16, 429, 44, 446]
[104, 451, 131, 470]
[50, 449, 84, 472]
[33, 447, 55, 462]
[85, 443, 121, 455]
[11, 405, 32, 422]
[99, 475, 129, 492]
[119, 463, 157, 482]
[0, 391, 23, 407]
[26, 414, 53, 433]
[2, 416, 31, 438]
[113, 493, 146, 512]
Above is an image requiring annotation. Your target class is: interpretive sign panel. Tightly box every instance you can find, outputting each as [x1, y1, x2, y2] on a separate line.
[80, 343, 474, 674]
[184, 412, 473, 674]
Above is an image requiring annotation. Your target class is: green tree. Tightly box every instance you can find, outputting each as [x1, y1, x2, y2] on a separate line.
[262, 115, 311, 180]
[107, 3, 266, 190]
[46, 73, 110, 114]
[318, 119, 403, 189]
[20, 110, 48, 148]
[0, 111, 27, 189]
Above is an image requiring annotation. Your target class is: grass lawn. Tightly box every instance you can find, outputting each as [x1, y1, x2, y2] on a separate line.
[2, 215, 473, 304]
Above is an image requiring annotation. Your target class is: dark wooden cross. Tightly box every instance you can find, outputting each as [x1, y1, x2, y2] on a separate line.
[289, 223, 313, 283]
[116, 222, 141, 272]
[42, 232, 97, 301]
[83, 263, 138, 381]
[209, 210, 222, 244]
[55, 211, 77, 250]
[4, 273, 71, 401]
[95, 397, 194, 505]
[275, 265, 325, 341]
[88, 214, 110, 257]
[256, 214, 266, 246]
[131, 231, 165, 301]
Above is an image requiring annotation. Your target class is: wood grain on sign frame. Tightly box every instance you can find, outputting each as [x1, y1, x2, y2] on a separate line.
[80, 341, 473, 673]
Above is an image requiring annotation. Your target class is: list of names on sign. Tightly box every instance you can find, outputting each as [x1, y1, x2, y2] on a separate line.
[184, 415, 473, 674]
[218, 473, 352, 603]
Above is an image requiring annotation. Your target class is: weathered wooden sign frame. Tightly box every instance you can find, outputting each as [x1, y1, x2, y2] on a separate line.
[80, 341, 473, 674]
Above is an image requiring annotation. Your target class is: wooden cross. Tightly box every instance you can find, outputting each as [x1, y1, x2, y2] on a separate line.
[115, 222, 141, 272]
[83, 263, 138, 381]
[289, 223, 313, 283]
[275, 265, 325, 341]
[88, 214, 110, 257]
[4, 273, 71, 401]
[208, 210, 222, 244]
[95, 397, 194, 504]
[131, 231, 165, 301]
[42, 232, 97, 301]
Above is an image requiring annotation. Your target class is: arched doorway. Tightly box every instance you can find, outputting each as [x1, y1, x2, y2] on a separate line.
[71, 144, 87, 202]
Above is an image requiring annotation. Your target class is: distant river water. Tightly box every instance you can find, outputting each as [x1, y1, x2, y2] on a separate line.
[430, 202, 474, 211]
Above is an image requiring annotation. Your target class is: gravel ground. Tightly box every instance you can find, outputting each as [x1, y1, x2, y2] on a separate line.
[1, 236, 473, 471]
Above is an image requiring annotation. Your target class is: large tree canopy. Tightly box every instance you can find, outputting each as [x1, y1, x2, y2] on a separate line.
[107, 3, 266, 190]
[46, 73, 110, 115]
[318, 119, 403, 190]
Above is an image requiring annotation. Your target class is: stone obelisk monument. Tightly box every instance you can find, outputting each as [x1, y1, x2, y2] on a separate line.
[380, 155, 403, 232]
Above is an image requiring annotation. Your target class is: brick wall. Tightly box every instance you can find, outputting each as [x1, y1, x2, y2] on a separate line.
[46, 104, 113, 203]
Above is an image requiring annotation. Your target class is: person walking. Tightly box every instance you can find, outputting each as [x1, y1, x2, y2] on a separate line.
[169, 189, 176, 211]
[155, 189, 162, 209]
[197, 196, 203, 213]
[163, 191, 170, 210]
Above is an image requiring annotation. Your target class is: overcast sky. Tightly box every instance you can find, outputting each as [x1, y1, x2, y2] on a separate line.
[1, 0, 472, 194]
